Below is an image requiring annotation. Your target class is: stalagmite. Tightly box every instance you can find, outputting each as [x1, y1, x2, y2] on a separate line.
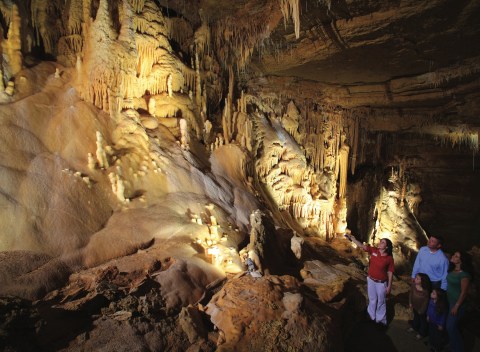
[87, 153, 96, 170]
[75, 55, 82, 77]
[108, 172, 117, 194]
[148, 97, 156, 116]
[96, 131, 109, 168]
[116, 175, 126, 202]
[334, 197, 348, 236]
[204, 119, 213, 139]
[4, 81, 14, 96]
[291, 233, 304, 259]
[180, 118, 189, 150]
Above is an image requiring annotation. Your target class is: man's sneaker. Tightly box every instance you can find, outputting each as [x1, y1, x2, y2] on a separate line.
[415, 334, 423, 340]
[407, 327, 415, 333]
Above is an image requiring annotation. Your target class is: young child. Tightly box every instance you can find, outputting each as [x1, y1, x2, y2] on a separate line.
[427, 288, 447, 352]
[408, 273, 431, 339]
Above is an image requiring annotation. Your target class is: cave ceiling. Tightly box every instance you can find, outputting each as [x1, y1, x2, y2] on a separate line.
[159, 0, 480, 124]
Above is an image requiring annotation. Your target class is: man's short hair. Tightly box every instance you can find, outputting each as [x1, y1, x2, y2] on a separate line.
[430, 235, 444, 247]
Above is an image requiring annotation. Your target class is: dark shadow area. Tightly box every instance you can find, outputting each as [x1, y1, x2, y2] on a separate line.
[461, 307, 480, 352]
[35, 306, 94, 351]
[344, 295, 400, 352]
[344, 315, 398, 352]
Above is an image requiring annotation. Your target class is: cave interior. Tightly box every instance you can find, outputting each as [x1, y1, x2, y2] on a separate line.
[0, 0, 479, 351]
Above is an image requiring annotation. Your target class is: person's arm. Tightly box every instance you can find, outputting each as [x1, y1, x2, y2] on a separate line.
[451, 277, 471, 316]
[440, 256, 449, 290]
[411, 250, 421, 281]
[386, 271, 393, 295]
[344, 230, 367, 251]
[419, 294, 429, 314]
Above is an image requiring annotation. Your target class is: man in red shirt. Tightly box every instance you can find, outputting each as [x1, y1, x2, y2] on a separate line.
[345, 230, 394, 327]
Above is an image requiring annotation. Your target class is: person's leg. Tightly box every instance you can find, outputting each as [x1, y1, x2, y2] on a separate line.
[374, 281, 387, 325]
[412, 310, 420, 332]
[429, 322, 441, 350]
[367, 277, 377, 321]
[419, 313, 429, 337]
[446, 306, 465, 352]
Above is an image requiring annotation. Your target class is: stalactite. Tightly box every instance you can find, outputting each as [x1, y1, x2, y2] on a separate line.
[360, 129, 366, 165]
[338, 141, 349, 199]
[181, 65, 196, 93]
[279, 0, 301, 39]
[213, 14, 272, 70]
[166, 17, 194, 48]
[130, 0, 145, 13]
[1, 4, 22, 80]
[135, 36, 159, 77]
[351, 115, 359, 174]
[195, 51, 202, 110]
[222, 98, 230, 144]
[65, 0, 83, 35]
[194, 23, 211, 58]
[118, 0, 136, 47]
[375, 133, 382, 162]
[30, 0, 60, 54]
[221, 66, 235, 143]
[400, 178, 407, 207]
[64, 35, 83, 53]
[399, 160, 405, 181]
[0, 69, 4, 92]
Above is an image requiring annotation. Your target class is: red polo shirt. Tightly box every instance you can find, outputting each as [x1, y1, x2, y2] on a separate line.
[366, 245, 394, 281]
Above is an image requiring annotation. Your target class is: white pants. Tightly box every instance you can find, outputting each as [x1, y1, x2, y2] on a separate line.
[367, 276, 387, 325]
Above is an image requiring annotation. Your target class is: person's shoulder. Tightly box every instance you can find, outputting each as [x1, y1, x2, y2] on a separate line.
[437, 249, 449, 261]
[461, 271, 472, 280]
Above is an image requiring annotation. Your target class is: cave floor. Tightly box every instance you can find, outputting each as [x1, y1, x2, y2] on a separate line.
[345, 311, 480, 352]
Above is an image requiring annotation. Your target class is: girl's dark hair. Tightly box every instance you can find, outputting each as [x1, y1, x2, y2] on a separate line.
[433, 288, 447, 315]
[382, 238, 393, 256]
[417, 273, 432, 291]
